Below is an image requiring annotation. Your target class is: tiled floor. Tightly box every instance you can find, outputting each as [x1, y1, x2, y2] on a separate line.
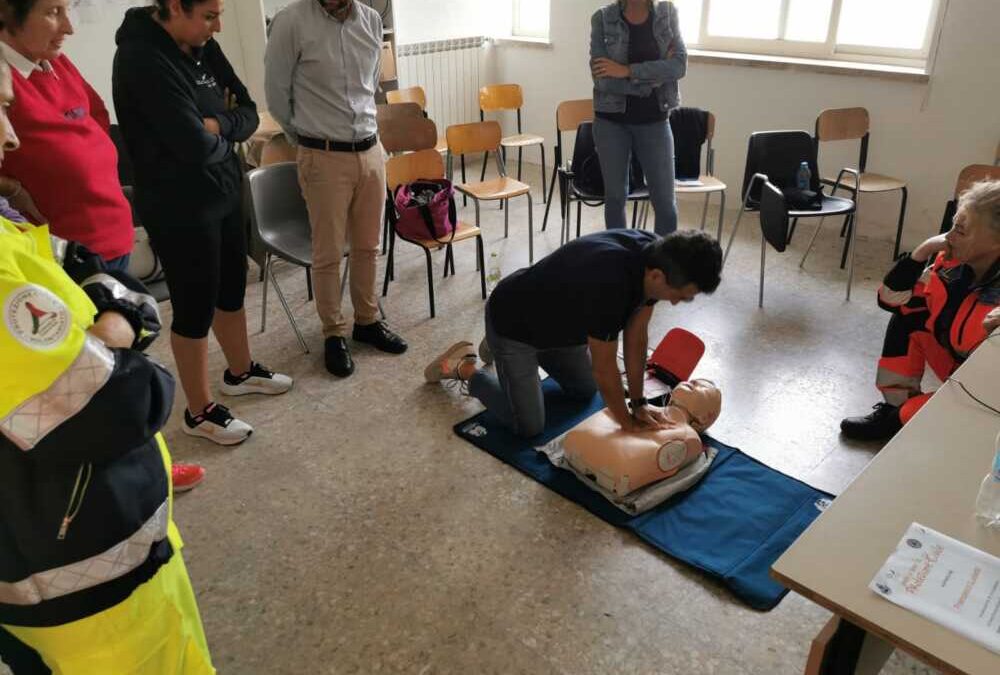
[2, 164, 943, 675]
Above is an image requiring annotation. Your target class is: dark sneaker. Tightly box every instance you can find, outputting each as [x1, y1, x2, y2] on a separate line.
[221, 361, 294, 396]
[183, 403, 253, 446]
[840, 402, 902, 441]
[325, 337, 355, 377]
[353, 321, 408, 354]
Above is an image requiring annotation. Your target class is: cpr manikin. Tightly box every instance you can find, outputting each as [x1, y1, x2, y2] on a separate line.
[563, 379, 722, 498]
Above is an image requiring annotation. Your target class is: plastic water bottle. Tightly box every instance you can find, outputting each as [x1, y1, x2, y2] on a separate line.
[973, 429, 1000, 528]
[796, 161, 812, 190]
[486, 252, 502, 295]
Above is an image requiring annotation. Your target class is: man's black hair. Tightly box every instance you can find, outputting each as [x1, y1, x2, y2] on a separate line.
[644, 230, 723, 293]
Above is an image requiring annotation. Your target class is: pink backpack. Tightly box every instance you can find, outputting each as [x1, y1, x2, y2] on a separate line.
[392, 179, 457, 244]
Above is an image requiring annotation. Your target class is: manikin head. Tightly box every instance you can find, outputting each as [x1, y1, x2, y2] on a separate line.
[668, 378, 721, 433]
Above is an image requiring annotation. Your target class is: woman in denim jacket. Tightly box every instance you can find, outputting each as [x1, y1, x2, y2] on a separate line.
[591, 0, 687, 235]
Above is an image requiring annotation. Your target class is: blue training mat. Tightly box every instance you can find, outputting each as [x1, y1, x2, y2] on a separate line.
[453, 380, 834, 611]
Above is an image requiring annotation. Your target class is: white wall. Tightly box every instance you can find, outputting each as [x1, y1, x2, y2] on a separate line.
[395, 0, 507, 44]
[61, 0, 258, 121]
[493, 0, 1000, 247]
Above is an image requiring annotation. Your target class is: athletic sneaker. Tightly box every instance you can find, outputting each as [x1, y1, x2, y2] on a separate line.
[183, 403, 253, 446]
[220, 362, 293, 396]
[172, 463, 206, 493]
[424, 341, 478, 383]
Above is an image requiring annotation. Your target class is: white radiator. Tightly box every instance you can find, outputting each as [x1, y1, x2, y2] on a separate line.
[396, 36, 491, 134]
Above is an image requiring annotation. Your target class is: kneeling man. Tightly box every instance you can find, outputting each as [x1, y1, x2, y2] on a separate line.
[425, 230, 723, 437]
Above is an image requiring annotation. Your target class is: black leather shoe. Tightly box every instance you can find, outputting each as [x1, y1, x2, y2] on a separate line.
[324, 337, 355, 377]
[352, 321, 408, 354]
[840, 402, 902, 441]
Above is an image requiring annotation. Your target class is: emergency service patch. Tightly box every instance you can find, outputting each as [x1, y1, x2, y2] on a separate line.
[4, 284, 71, 350]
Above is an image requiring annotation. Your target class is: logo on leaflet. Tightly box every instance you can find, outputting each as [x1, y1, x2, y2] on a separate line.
[463, 423, 488, 438]
[4, 285, 71, 350]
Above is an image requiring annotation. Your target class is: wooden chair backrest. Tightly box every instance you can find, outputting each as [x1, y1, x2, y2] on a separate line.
[955, 164, 1000, 198]
[386, 149, 446, 191]
[556, 98, 594, 133]
[479, 84, 523, 112]
[379, 114, 438, 154]
[260, 134, 296, 166]
[816, 107, 870, 142]
[446, 121, 502, 155]
[386, 86, 427, 110]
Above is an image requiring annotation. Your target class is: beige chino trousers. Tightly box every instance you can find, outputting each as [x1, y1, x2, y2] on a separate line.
[297, 144, 386, 338]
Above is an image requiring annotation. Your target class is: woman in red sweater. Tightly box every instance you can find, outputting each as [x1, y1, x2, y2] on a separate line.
[0, 0, 134, 270]
[0, 0, 205, 493]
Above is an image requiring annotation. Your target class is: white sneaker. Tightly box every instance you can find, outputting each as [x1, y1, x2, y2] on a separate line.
[182, 403, 253, 446]
[220, 362, 293, 396]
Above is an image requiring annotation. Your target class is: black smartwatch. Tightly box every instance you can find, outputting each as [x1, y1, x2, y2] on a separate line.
[628, 397, 648, 413]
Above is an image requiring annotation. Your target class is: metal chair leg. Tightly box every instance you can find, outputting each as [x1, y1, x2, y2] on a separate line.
[424, 248, 436, 318]
[517, 146, 523, 184]
[847, 203, 860, 302]
[477, 236, 487, 299]
[381, 230, 394, 297]
[576, 200, 582, 239]
[717, 191, 726, 241]
[800, 219, 825, 268]
[542, 165, 559, 231]
[787, 218, 799, 244]
[699, 193, 710, 230]
[840, 216, 853, 270]
[306, 268, 313, 302]
[461, 155, 468, 207]
[504, 199, 509, 237]
[269, 263, 309, 353]
[260, 253, 271, 333]
[539, 144, 548, 204]
[526, 191, 534, 264]
[759, 233, 767, 309]
[631, 201, 639, 228]
[722, 207, 747, 266]
[340, 254, 349, 301]
[893, 187, 908, 259]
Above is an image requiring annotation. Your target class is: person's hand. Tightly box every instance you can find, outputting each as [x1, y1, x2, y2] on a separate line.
[9, 187, 46, 225]
[592, 57, 630, 79]
[87, 311, 135, 349]
[984, 307, 1000, 335]
[910, 234, 951, 263]
[633, 405, 671, 430]
[203, 117, 222, 135]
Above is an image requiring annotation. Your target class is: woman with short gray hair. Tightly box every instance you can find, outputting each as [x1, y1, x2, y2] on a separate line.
[841, 179, 1000, 442]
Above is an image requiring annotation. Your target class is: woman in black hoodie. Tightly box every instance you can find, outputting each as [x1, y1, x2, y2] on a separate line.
[113, 0, 293, 447]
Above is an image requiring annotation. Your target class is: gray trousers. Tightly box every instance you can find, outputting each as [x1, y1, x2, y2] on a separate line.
[469, 312, 598, 438]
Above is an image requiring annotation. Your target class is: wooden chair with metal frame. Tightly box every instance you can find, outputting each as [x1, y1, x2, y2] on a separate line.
[937, 164, 1000, 234]
[541, 98, 593, 234]
[377, 108, 439, 254]
[636, 110, 727, 239]
[381, 146, 486, 318]
[812, 107, 909, 263]
[385, 86, 448, 154]
[447, 120, 535, 263]
[478, 84, 547, 203]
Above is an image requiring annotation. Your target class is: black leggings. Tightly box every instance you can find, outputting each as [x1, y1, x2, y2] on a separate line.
[145, 201, 248, 339]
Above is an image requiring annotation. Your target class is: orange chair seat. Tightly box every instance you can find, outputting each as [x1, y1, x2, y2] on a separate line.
[821, 171, 906, 193]
[501, 133, 545, 148]
[456, 177, 531, 201]
[675, 175, 727, 194]
[410, 221, 481, 250]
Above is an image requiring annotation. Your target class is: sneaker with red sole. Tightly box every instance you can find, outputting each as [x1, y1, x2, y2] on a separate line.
[172, 463, 206, 493]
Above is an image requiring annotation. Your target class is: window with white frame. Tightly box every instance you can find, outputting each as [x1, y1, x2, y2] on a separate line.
[512, 0, 551, 40]
[671, 0, 944, 70]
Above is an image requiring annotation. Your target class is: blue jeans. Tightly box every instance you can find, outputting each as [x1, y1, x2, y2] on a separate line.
[593, 117, 677, 236]
[469, 311, 598, 438]
[104, 254, 131, 273]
